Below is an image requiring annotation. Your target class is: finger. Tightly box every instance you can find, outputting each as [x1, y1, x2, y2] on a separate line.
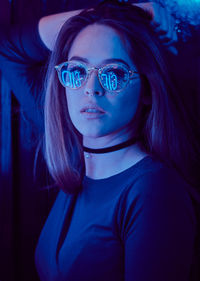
[153, 3, 169, 33]
[134, 2, 168, 34]
[162, 11, 178, 43]
[160, 18, 178, 43]
[168, 46, 178, 55]
[133, 1, 179, 54]
[152, 3, 178, 43]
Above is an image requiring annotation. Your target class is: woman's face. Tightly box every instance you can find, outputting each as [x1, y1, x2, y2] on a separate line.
[66, 24, 142, 142]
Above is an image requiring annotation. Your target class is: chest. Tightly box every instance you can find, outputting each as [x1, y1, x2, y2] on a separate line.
[35, 192, 125, 281]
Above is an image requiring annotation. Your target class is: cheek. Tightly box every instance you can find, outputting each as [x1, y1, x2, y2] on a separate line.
[113, 79, 142, 121]
[65, 91, 80, 124]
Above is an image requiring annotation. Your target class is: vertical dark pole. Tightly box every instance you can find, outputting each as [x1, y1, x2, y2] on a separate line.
[0, 1, 14, 280]
[0, 78, 14, 281]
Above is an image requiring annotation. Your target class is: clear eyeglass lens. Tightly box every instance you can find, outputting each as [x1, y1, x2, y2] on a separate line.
[60, 63, 87, 89]
[58, 62, 130, 91]
[99, 65, 129, 92]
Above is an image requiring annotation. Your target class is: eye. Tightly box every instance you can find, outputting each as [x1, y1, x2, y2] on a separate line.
[102, 65, 129, 80]
[60, 64, 87, 88]
[107, 68, 126, 79]
[67, 65, 86, 75]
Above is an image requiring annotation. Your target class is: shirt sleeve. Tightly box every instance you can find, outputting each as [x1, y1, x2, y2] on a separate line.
[0, 20, 50, 130]
[118, 167, 197, 281]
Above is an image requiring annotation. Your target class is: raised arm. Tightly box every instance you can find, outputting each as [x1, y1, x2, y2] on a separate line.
[38, 2, 178, 53]
[38, 10, 82, 51]
[0, 21, 50, 130]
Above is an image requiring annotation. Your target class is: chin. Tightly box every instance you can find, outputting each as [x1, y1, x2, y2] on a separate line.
[74, 123, 107, 138]
[79, 130, 106, 138]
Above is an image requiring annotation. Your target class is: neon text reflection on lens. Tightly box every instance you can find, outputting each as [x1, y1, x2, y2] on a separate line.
[101, 73, 117, 91]
[62, 70, 82, 88]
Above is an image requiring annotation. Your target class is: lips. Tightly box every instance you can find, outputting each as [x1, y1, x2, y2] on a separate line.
[80, 104, 105, 114]
[80, 104, 106, 119]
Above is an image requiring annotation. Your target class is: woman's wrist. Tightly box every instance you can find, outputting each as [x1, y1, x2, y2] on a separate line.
[38, 9, 82, 51]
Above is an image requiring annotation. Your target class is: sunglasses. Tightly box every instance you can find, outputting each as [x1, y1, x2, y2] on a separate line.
[55, 61, 139, 93]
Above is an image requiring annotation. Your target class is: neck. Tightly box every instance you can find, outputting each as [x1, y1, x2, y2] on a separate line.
[83, 136, 140, 154]
[84, 140, 148, 179]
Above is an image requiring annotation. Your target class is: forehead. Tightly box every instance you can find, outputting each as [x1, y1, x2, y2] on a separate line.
[68, 23, 133, 67]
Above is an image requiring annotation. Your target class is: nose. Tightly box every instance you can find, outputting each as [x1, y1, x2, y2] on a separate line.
[84, 70, 104, 97]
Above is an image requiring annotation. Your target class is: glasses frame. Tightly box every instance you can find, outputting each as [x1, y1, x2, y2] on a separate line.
[55, 61, 139, 93]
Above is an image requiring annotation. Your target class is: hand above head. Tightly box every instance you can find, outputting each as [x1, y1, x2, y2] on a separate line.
[134, 2, 179, 55]
[39, 1, 180, 54]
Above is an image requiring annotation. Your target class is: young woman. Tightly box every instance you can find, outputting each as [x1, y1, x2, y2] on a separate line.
[34, 1, 200, 281]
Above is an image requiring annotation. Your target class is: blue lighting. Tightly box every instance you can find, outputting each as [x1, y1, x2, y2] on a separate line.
[161, 0, 200, 25]
[177, 0, 200, 3]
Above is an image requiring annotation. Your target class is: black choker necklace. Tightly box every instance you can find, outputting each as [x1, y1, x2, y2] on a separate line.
[83, 136, 140, 154]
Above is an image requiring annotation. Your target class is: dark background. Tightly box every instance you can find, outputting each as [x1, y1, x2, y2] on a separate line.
[0, 2, 103, 281]
[0, 1, 199, 281]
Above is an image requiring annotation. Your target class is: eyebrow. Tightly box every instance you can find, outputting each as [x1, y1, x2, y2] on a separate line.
[69, 56, 130, 68]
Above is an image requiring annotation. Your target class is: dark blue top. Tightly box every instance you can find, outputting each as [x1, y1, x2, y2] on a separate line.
[35, 156, 197, 281]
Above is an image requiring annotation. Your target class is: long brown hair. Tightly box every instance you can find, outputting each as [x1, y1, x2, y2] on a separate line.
[43, 1, 200, 194]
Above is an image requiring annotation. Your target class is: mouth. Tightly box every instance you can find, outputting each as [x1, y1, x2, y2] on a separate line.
[80, 104, 105, 118]
[81, 104, 105, 113]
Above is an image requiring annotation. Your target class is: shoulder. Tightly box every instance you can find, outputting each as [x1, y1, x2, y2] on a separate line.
[124, 156, 192, 199]
[117, 158, 198, 281]
[117, 158, 197, 233]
